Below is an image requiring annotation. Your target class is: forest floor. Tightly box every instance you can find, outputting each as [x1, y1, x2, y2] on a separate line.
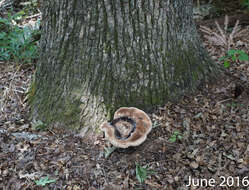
[1, 1, 249, 190]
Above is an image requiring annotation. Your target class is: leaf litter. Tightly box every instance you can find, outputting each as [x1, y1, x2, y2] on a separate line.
[0, 20, 249, 190]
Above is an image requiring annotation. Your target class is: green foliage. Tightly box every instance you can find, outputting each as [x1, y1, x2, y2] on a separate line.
[226, 102, 244, 108]
[21, 0, 40, 15]
[135, 163, 155, 183]
[169, 130, 182, 143]
[34, 176, 56, 187]
[32, 120, 47, 131]
[241, 0, 249, 9]
[219, 49, 249, 68]
[0, 11, 39, 63]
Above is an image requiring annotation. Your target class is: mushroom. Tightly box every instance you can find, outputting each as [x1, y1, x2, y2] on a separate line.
[100, 107, 152, 148]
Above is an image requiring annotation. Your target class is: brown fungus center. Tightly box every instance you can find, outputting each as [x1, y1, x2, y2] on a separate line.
[110, 116, 136, 140]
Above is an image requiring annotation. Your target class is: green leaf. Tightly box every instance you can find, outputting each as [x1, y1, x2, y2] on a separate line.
[227, 49, 237, 56]
[231, 56, 237, 62]
[169, 131, 182, 142]
[0, 32, 7, 39]
[35, 176, 56, 187]
[0, 18, 9, 25]
[241, 0, 249, 7]
[231, 56, 237, 61]
[0, 12, 39, 63]
[32, 120, 47, 130]
[223, 60, 230, 68]
[174, 131, 180, 135]
[136, 164, 148, 183]
[169, 136, 176, 143]
[218, 56, 225, 61]
[136, 163, 155, 183]
[12, 10, 25, 21]
[238, 52, 249, 61]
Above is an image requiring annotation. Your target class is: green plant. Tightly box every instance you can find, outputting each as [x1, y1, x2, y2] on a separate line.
[135, 163, 155, 183]
[32, 120, 47, 131]
[219, 49, 249, 68]
[169, 130, 182, 143]
[226, 102, 244, 108]
[34, 176, 56, 187]
[21, 0, 40, 15]
[241, 0, 249, 9]
[0, 11, 39, 63]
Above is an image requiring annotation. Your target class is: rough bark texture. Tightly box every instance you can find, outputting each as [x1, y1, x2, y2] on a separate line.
[31, 0, 218, 135]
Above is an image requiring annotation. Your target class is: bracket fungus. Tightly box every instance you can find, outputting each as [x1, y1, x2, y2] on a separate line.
[100, 107, 152, 148]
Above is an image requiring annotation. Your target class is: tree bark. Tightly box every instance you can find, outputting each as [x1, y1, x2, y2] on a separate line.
[31, 0, 218, 135]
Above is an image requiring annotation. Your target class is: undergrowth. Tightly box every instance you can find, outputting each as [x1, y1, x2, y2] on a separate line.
[0, 11, 40, 64]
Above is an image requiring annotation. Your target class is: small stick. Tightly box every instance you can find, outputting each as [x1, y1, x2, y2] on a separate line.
[218, 98, 232, 104]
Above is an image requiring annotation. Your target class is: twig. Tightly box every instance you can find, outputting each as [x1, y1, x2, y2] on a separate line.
[26, 13, 42, 20]
[218, 98, 232, 104]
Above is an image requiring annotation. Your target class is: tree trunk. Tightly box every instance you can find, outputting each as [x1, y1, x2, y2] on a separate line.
[30, 0, 218, 135]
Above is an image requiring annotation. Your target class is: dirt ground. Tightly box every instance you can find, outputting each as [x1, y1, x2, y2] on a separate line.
[1, 1, 249, 189]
